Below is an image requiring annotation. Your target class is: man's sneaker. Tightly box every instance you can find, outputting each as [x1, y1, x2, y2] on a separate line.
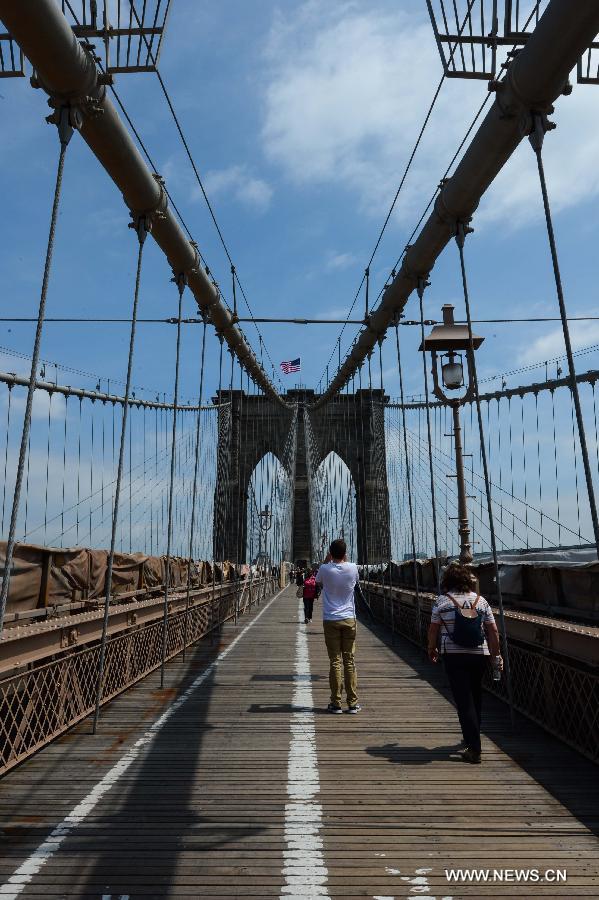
[462, 747, 481, 764]
[327, 703, 343, 714]
[347, 704, 362, 714]
[304, 618, 309, 624]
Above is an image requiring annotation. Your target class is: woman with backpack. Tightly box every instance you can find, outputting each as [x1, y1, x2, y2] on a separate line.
[427, 562, 502, 764]
[302, 571, 319, 624]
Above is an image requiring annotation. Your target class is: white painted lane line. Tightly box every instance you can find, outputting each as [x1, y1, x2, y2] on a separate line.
[280, 602, 330, 899]
[0, 587, 287, 900]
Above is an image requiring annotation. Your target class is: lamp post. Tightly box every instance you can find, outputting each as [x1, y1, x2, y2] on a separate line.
[257, 503, 273, 601]
[258, 503, 273, 567]
[420, 305, 485, 565]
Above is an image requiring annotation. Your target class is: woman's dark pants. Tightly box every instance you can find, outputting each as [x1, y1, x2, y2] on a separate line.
[443, 654, 487, 753]
[303, 598, 314, 621]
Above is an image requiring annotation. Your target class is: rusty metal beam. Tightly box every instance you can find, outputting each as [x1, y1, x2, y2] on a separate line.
[0, 580, 246, 676]
[0, 369, 218, 411]
[314, 0, 599, 407]
[390, 368, 599, 410]
[0, 0, 285, 406]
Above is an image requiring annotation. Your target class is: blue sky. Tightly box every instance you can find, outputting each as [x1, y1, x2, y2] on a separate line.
[2, 0, 599, 405]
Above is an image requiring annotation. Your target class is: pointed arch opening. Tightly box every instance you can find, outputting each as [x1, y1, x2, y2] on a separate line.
[310, 451, 357, 563]
[246, 451, 293, 570]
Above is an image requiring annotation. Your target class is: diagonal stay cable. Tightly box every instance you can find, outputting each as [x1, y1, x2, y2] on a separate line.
[316, 0, 479, 389]
[329, 3, 544, 393]
[93, 215, 149, 733]
[0, 110, 73, 638]
[124, 0, 282, 389]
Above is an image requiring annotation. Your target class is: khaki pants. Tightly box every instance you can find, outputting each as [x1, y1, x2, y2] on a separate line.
[323, 618, 358, 707]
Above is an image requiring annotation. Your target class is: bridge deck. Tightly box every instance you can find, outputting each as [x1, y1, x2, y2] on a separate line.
[1, 585, 598, 898]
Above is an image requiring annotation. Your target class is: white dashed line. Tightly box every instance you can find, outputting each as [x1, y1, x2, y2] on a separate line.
[280, 602, 330, 898]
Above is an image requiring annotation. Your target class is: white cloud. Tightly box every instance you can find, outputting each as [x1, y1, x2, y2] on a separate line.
[261, 2, 482, 221]
[518, 320, 599, 365]
[319, 305, 360, 319]
[325, 251, 356, 271]
[201, 165, 273, 212]
[479, 87, 599, 229]
[261, 1, 599, 231]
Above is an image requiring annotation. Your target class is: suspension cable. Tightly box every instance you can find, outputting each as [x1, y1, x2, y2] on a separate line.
[92, 214, 149, 733]
[455, 222, 514, 726]
[159, 275, 186, 686]
[182, 318, 208, 661]
[0, 108, 73, 638]
[529, 113, 599, 556]
[394, 321, 423, 642]
[416, 279, 442, 591]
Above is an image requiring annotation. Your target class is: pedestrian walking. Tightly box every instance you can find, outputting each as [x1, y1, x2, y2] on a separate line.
[302, 571, 318, 624]
[316, 539, 361, 714]
[427, 562, 502, 764]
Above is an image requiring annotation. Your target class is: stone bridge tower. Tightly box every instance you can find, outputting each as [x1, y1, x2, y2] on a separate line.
[213, 388, 391, 566]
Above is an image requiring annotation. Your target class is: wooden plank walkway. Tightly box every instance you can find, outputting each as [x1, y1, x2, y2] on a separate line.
[0, 584, 598, 898]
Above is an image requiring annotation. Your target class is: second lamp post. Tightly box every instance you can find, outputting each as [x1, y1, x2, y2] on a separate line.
[420, 304, 485, 565]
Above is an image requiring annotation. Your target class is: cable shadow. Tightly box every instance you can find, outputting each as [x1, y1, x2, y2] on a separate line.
[73, 628, 267, 897]
[251, 673, 323, 682]
[247, 702, 330, 714]
[358, 610, 599, 836]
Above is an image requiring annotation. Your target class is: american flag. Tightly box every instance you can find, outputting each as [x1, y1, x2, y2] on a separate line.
[280, 357, 301, 375]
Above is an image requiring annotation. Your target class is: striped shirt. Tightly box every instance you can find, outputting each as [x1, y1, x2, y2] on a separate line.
[431, 591, 495, 655]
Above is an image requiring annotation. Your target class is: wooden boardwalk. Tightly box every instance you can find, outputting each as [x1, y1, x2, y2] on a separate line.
[1, 585, 598, 898]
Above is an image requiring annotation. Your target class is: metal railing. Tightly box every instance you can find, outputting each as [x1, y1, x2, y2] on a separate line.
[0, 574, 277, 775]
[362, 582, 599, 764]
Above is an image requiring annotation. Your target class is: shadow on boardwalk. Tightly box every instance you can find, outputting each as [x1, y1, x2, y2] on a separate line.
[77, 627, 267, 898]
[358, 610, 599, 838]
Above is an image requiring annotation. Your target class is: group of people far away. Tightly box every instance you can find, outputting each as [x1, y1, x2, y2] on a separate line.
[301, 540, 503, 761]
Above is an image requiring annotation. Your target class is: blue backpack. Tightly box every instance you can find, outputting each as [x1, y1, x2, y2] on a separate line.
[442, 593, 485, 648]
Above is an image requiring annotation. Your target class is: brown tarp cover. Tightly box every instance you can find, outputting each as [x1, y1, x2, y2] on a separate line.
[1, 541, 240, 620]
[0, 543, 44, 612]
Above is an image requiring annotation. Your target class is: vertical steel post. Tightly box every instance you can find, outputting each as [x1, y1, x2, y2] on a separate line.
[452, 401, 473, 564]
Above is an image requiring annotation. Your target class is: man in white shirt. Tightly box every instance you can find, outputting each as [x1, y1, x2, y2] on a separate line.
[316, 539, 361, 714]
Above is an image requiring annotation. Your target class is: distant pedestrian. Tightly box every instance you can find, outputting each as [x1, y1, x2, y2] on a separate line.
[295, 568, 305, 587]
[302, 571, 318, 624]
[316, 539, 360, 714]
[427, 562, 502, 764]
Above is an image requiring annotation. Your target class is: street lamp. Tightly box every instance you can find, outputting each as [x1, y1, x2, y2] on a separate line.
[257, 503, 273, 569]
[420, 304, 485, 565]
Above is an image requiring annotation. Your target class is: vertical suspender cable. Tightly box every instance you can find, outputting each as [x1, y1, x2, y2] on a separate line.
[44, 393, 53, 543]
[0, 108, 73, 637]
[395, 322, 423, 646]
[378, 337, 394, 637]
[160, 275, 185, 688]
[212, 336, 225, 637]
[416, 279, 441, 592]
[455, 222, 514, 726]
[93, 215, 149, 732]
[529, 113, 599, 556]
[1, 386, 13, 536]
[182, 319, 207, 661]
[234, 359, 244, 623]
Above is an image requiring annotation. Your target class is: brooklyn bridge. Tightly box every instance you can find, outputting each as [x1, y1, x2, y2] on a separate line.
[0, 1, 598, 897]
